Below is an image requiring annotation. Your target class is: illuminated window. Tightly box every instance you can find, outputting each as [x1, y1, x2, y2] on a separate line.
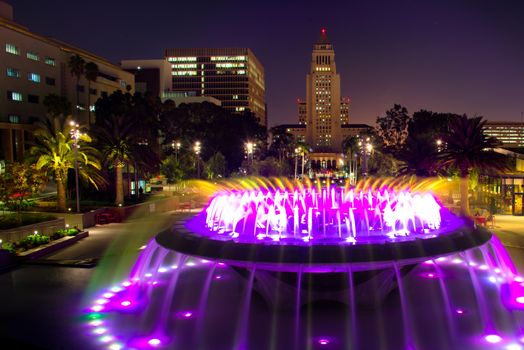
[171, 71, 197, 76]
[27, 51, 39, 61]
[172, 63, 197, 69]
[211, 56, 246, 61]
[7, 91, 23, 101]
[7, 68, 20, 78]
[167, 57, 197, 62]
[8, 115, 20, 123]
[45, 57, 56, 66]
[6, 43, 19, 55]
[28, 72, 41, 83]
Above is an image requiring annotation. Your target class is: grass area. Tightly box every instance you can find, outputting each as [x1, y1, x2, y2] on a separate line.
[0, 212, 58, 230]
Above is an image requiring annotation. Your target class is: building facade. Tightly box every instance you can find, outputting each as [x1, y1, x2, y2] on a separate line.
[484, 121, 524, 148]
[0, 2, 134, 162]
[164, 48, 266, 126]
[121, 59, 171, 97]
[304, 29, 344, 152]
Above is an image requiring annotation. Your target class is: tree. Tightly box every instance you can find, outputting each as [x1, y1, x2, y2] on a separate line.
[205, 152, 227, 179]
[438, 115, 509, 216]
[94, 91, 159, 205]
[375, 104, 410, 155]
[0, 163, 46, 214]
[68, 54, 85, 117]
[269, 126, 296, 164]
[84, 62, 99, 125]
[28, 117, 103, 212]
[43, 94, 72, 130]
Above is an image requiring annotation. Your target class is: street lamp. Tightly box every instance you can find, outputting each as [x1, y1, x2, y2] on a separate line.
[359, 137, 373, 178]
[294, 148, 300, 179]
[194, 141, 201, 178]
[436, 139, 443, 152]
[172, 141, 181, 162]
[69, 121, 81, 213]
[245, 142, 255, 165]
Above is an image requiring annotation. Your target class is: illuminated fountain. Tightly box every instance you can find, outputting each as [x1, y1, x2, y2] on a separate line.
[84, 178, 524, 350]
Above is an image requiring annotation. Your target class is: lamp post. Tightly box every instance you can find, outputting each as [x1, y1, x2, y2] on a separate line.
[436, 139, 443, 152]
[245, 142, 254, 165]
[172, 141, 181, 162]
[294, 148, 300, 179]
[69, 121, 81, 213]
[194, 141, 201, 178]
[359, 137, 373, 178]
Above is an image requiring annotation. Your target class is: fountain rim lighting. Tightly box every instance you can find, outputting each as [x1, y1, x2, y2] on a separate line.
[156, 220, 492, 267]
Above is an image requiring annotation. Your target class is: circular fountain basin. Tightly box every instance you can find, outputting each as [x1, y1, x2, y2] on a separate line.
[156, 219, 491, 273]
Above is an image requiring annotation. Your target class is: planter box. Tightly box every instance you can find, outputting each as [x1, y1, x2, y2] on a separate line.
[18, 231, 89, 260]
[0, 218, 65, 243]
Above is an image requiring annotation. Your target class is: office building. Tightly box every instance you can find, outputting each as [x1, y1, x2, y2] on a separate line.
[484, 121, 524, 148]
[164, 48, 266, 126]
[0, 2, 134, 162]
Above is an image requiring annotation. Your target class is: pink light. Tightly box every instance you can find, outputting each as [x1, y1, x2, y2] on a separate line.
[122, 281, 132, 287]
[215, 275, 222, 280]
[103, 292, 115, 299]
[516, 296, 524, 304]
[183, 312, 193, 318]
[148, 338, 161, 347]
[455, 308, 464, 315]
[321, 28, 326, 34]
[318, 338, 330, 345]
[91, 305, 104, 312]
[121, 300, 132, 307]
[485, 334, 502, 344]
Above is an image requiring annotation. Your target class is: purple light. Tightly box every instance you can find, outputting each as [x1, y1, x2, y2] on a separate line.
[421, 272, 438, 279]
[121, 300, 132, 307]
[455, 308, 464, 315]
[198, 187, 445, 245]
[485, 334, 502, 344]
[215, 275, 222, 280]
[516, 296, 524, 304]
[318, 338, 330, 345]
[183, 312, 193, 318]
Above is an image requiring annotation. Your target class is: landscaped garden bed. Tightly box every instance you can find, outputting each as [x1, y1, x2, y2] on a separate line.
[2, 227, 81, 254]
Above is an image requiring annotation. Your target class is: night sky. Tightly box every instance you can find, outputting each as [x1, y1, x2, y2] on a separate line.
[10, 0, 524, 126]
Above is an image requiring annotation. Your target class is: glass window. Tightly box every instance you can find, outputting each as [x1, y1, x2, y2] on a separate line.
[7, 91, 23, 101]
[28, 94, 39, 104]
[45, 77, 56, 86]
[5, 43, 19, 55]
[8, 115, 20, 123]
[45, 57, 56, 66]
[27, 51, 39, 61]
[28, 72, 41, 83]
[7, 68, 20, 78]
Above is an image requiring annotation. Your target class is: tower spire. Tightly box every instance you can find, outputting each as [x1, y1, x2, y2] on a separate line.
[317, 28, 330, 44]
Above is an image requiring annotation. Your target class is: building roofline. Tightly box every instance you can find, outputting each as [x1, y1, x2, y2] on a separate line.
[0, 17, 124, 70]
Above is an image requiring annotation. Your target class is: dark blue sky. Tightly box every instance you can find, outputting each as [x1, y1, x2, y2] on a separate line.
[10, 0, 524, 126]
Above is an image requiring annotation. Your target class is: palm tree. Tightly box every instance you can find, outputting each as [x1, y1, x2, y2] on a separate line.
[29, 117, 103, 212]
[438, 115, 508, 216]
[84, 62, 99, 125]
[68, 54, 85, 117]
[93, 114, 145, 206]
[43, 93, 72, 130]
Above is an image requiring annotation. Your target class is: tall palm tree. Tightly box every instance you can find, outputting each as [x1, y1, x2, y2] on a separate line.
[68, 54, 85, 118]
[84, 62, 99, 125]
[93, 114, 142, 206]
[28, 117, 103, 212]
[438, 115, 508, 216]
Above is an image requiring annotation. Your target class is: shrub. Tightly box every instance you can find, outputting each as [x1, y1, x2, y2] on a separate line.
[2, 242, 16, 254]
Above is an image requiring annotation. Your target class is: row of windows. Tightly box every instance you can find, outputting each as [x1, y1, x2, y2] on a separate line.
[7, 91, 40, 104]
[5, 43, 56, 66]
[6, 68, 56, 85]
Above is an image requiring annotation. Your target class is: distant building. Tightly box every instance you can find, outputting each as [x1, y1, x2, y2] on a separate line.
[303, 28, 345, 152]
[341, 123, 373, 140]
[121, 59, 171, 96]
[484, 121, 524, 148]
[0, 1, 134, 162]
[297, 96, 350, 127]
[164, 48, 266, 126]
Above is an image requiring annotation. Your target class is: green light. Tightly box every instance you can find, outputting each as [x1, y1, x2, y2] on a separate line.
[86, 312, 104, 320]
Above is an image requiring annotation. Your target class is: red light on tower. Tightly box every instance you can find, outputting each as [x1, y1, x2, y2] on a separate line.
[321, 28, 326, 34]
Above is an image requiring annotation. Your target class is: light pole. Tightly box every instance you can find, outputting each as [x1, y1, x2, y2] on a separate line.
[436, 139, 443, 152]
[194, 141, 201, 178]
[172, 141, 181, 162]
[69, 121, 81, 213]
[359, 137, 373, 178]
[245, 141, 254, 165]
[294, 148, 300, 179]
